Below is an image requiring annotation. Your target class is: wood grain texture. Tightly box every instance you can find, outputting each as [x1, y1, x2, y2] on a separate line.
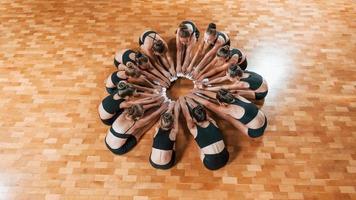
[0, 0, 355, 199]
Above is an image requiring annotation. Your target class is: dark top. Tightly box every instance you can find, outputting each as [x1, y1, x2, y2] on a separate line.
[139, 30, 157, 46]
[195, 123, 223, 148]
[231, 97, 259, 124]
[240, 70, 263, 90]
[102, 94, 125, 115]
[152, 128, 174, 150]
[110, 121, 136, 138]
[182, 20, 200, 39]
[230, 48, 243, 63]
[106, 71, 128, 94]
[111, 71, 128, 86]
[122, 49, 136, 65]
[211, 32, 230, 47]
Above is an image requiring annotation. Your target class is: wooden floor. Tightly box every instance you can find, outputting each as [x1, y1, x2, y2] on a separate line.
[0, 0, 355, 199]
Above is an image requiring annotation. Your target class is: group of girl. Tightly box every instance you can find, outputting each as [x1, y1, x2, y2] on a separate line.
[98, 20, 269, 170]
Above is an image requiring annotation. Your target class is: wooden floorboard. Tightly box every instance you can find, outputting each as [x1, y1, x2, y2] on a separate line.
[0, 0, 355, 199]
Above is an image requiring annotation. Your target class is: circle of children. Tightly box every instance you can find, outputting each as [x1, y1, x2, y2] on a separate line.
[99, 21, 268, 170]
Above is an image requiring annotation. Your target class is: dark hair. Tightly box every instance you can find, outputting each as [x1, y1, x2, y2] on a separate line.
[135, 52, 148, 65]
[117, 81, 136, 98]
[152, 40, 165, 54]
[127, 104, 144, 120]
[192, 104, 207, 122]
[217, 45, 230, 58]
[178, 23, 190, 38]
[216, 89, 235, 103]
[206, 23, 217, 35]
[228, 64, 243, 78]
[125, 67, 141, 78]
[161, 112, 174, 129]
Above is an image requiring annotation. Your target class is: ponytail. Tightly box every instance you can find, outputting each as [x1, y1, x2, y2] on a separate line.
[206, 23, 217, 35]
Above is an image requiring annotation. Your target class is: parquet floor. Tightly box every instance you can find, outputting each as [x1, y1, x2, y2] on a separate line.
[0, 0, 355, 199]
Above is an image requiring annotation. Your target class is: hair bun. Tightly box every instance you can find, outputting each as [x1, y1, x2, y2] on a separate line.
[218, 88, 229, 95]
[128, 104, 144, 120]
[135, 52, 143, 58]
[163, 112, 173, 120]
[229, 64, 238, 71]
[179, 23, 188, 30]
[208, 23, 216, 29]
[117, 81, 127, 89]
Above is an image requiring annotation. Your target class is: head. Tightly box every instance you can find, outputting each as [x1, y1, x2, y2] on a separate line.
[178, 23, 190, 45]
[127, 104, 144, 121]
[191, 104, 207, 122]
[160, 112, 174, 130]
[152, 40, 165, 55]
[216, 89, 235, 104]
[217, 45, 230, 61]
[205, 23, 217, 44]
[135, 52, 149, 69]
[117, 81, 136, 98]
[227, 64, 243, 78]
[126, 61, 137, 69]
[125, 66, 141, 78]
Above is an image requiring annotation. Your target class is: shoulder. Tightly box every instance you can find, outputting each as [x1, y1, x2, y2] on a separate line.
[221, 32, 229, 38]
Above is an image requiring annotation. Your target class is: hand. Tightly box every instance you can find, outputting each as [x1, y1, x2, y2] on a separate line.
[185, 65, 192, 74]
[196, 82, 205, 90]
[176, 67, 182, 76]
[169, 68, 176, 77]
[154, 85, 162, 92]
[191, 70, 199, 79]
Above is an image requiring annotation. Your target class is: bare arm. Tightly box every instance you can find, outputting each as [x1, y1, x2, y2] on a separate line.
[178, 97, 195, 129]
[160, 53, 175, 76]
[132, 83, 155, 93]
[194, 57, 218, 79]
[135, 91, 158, 98]
[135, 102, 169, 128]
[208, 82, 246, 92]
[140, 75, 156, 88]
[185, 94, 223, 119]
[165, 50, 176, 76]
[186, 41, 205, 73]
[181, 38, 197, 70]
[176, 33, 183, 74]
[209, 70, 226, 80]
[122, 95, 163, 108]
[185, 96, 199, 108]
[194, 44, 221, 73]
[186, 93, 225, 115]
[142, 97, 164, 110]
[150, 54, 172, 80]
[198, 62, 228, 81]
[171, 101, 181, 135]
[207, 76, 228, 85]
[146, 62, 171, 86]
[142, 47, 163, 71]
[193, 89, 218, 101]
